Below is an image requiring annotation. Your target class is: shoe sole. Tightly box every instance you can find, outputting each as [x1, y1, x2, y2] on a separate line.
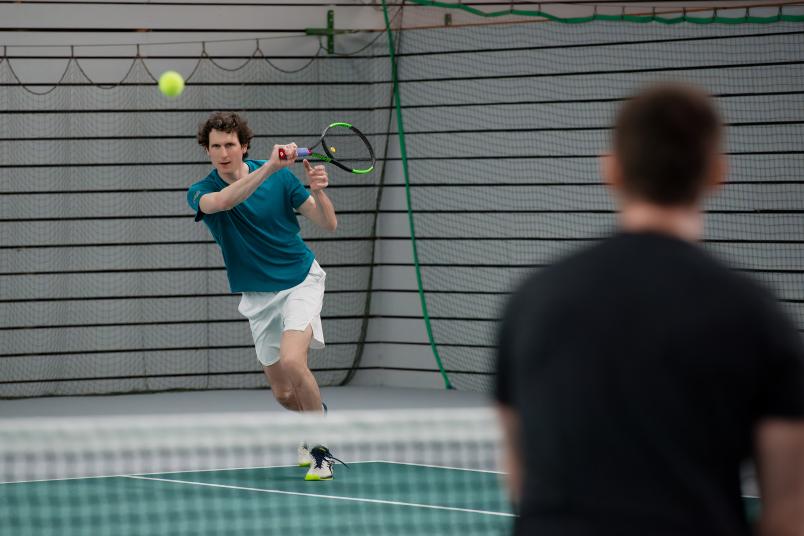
[304, 474, 332, 481]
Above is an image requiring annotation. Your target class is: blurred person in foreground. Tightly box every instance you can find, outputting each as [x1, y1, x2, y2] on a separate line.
[495, 83, 804, 536]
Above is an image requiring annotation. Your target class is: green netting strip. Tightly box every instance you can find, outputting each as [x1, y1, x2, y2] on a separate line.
[382, 0, 454, 390]
[406, 1, 804, 24]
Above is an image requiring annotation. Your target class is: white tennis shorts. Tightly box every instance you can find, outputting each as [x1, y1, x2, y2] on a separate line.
[237, 260, 326, 367]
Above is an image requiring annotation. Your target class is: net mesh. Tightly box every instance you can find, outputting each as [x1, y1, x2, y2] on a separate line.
[390, 21, 804, 391]
[0, 408, 511, 535]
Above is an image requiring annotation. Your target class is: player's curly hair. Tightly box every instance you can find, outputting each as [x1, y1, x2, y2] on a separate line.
[197, 112, 254, 157]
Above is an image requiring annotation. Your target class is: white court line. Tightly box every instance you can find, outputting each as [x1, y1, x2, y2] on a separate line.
[124, 475, 515, 518]
[0, 461, 504, 485]
[0, 463, 303, 485]
[363, 460, 504, 474]
[1, 474, 144, 486]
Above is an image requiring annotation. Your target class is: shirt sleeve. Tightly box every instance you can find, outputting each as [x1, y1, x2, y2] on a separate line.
[758, 297, 804, 418]
[187, 178, 220, 222]
[283, 169, 311, 210]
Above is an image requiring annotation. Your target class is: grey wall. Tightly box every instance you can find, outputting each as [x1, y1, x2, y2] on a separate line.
[2, 1, 803, 396]
[361, 18, 804, 391]
[0, 0, 401, 396]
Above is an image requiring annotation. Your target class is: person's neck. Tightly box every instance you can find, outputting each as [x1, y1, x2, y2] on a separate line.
[619, 200, 703, 242]
[218, 161, 249, 184]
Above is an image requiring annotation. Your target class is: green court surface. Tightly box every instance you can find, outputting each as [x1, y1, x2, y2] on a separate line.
[0, 462, 763, 535]
[0, 462, 514, 535]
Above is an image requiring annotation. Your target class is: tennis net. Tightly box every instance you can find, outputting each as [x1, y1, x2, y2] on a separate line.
[0, 408, 512, 535]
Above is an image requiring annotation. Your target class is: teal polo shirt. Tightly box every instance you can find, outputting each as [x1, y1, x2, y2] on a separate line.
[187, 159, 314, 292]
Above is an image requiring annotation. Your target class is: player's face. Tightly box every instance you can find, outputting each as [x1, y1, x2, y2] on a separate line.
[207, 129, 247, 173]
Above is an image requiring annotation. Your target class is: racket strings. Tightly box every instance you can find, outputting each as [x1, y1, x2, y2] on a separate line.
[323, 127, 374, 171]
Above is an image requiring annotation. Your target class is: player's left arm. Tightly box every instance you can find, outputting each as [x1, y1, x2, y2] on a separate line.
[298, 160, 337, 232]
[498, 404, 523, 506]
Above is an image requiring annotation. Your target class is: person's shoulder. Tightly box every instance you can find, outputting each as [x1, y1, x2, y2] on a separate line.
[627, 233, 782, 314]
[253, 162, 294, 182]
[275, 167, 306, 190]
[246, 159, 267, 170]
[655, 235, 775, 304]
[508, 234, 659, 304]
[529, 236, 616, 283]
[189, 168, 220, 190]
[506, 243, 597, 312]
[717, 261, 781, 314]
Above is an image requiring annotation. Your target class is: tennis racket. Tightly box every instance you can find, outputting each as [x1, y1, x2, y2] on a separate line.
[278, 122, 375, 174]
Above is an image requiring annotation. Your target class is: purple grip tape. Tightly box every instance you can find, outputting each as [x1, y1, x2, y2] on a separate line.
[278, 147, 311, 160]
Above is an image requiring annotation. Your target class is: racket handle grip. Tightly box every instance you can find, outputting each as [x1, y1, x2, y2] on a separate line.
[277, 147, 311, 160]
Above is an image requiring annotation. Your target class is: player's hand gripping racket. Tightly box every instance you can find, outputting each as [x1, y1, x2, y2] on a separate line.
[278, 122, 375, 174]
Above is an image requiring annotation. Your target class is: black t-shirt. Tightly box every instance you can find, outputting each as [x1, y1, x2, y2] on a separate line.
[495, 231, 804, 536]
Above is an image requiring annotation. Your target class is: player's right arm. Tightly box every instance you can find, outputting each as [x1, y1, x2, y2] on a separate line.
[756, 420, 804, 536]
[498, 404, 523, 505]
[753, 292, 804, 535]
[200, 144, 297, 215]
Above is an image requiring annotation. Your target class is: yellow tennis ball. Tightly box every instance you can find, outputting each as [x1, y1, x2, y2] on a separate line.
[330, 146, 336, 153]
[158, 70, 185, 97]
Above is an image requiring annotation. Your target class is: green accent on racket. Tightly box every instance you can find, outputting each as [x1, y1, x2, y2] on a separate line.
[281, 122, 375, 174]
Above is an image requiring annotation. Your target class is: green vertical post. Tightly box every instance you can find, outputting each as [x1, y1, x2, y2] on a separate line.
[381, 0, 454, 390]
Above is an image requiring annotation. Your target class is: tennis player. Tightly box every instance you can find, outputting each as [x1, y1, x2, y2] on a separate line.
[496, 84, 804, 534]
[188, 112, 341, 480]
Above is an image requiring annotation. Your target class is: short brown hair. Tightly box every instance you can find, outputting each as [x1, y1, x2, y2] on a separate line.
[197, 112, 254, 157]
[614, 83, 723, 205]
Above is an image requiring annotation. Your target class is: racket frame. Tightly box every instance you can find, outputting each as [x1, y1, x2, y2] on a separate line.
[278, 122, 375, 174]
